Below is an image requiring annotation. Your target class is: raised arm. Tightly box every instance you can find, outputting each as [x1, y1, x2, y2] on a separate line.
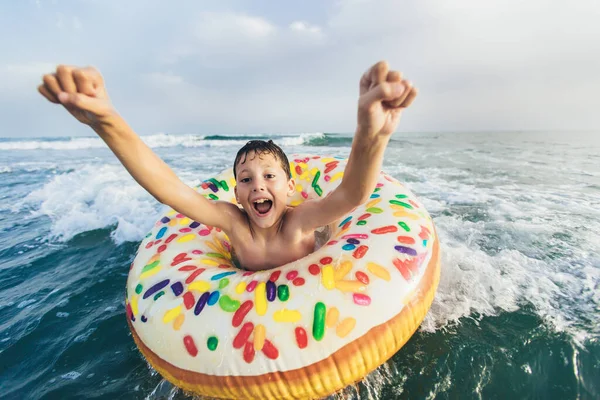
[38, 65, 237, 231]
[291, 61, 418, 232]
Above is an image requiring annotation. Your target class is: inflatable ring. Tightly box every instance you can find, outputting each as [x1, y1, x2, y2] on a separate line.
[126, 154, 440, 399]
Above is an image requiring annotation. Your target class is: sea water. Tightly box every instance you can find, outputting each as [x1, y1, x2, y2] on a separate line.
[0, 131, 598, 399]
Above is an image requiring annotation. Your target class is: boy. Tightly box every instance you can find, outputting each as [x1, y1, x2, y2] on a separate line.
[38, 61, 417, 271]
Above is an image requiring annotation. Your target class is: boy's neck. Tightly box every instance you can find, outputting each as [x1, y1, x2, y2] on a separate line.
[246, 209, 288, 242]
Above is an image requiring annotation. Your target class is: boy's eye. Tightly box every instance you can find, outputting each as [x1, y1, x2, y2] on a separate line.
[240, 178, 250, 183]
[265, 174, 275, 179]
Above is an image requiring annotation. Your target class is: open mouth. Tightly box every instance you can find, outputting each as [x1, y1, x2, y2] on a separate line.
[253, 199, 273, 215]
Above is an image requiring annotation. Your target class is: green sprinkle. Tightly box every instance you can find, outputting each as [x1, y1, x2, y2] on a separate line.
[206, 252, 226, 259]
[398, 221, 411, 232]
[389, 200, 413, 209]
[218, 278, 230, 289]
[395, 194, 408, 199]
[220, 180, 229, 191]
[208, 194, 219, 200]
[373, 187, 381, 193]
[311, 170, 321, 187]
[144, 232, 152, 238]
[218, 295, 240, 312]
[357, 220, 367, 226]
[277, 285, 290, 301]
[312, 302, 326, 341]
[207, 336, 218, 351]
[141, 260, 160, 274]
[314, 185, 323, 197]
[366, 207, 383, 214]
[153, 291, 165, 301]
[208, 178, 221, 190]
[135, 284, 143, 294]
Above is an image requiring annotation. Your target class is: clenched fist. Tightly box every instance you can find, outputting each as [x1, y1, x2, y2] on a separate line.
[38, 65, 117, 127]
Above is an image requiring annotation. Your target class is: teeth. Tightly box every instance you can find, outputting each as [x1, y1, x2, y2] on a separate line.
[254, 199, 270, 204]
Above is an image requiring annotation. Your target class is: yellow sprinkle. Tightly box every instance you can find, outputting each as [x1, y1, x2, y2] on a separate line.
[321, 265, 335, 290]
[320, 158, 336, 163]
[393, 211, 420, 220]
[130, 295, 139, 316]
[334, 261, 353, 281]
[329, 172, 344, 182]
[235, 282, 247, 294]
[229, 177, 236, 187]
[310, 167, 319, 176]
[290, 200, 303, 206]
[179, 217, 190, 225]
[290, 163, 297, 179]
[299, 171, 309, 181]
[167, 210, 177, 216]
[148, 254, 160, 265]
[367, 262, 391, 281]
[205, 241, 221, 253]
[335, 280, 366, 293]
[187, 280, 211, 292]
[273, 309, 302, 323]
[173, 313, 185, 330]
[200, 259, 220, 266]
[366, 198, 382, 209]
[163, 305, 181, 324]
[336, 317, 356, 338]
[254, 324, 266, 350]
[177, 233, 195, 243]
[295, 184, 303, 192]
[326, 307, 339, 328]
[255, 282, 267, 316]
[140, 266, 162, 280]
[298, 162, 308, 169]
[168, 219, 177, 227]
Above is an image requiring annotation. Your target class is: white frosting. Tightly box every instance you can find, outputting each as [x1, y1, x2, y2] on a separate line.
[126, 155, 436, 376]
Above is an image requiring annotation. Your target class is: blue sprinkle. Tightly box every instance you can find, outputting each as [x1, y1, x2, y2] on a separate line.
[143, 279, 170, 299]
[160, 217, 170, 224]
[195, 292, 210, 315]
[171, 282, 184, 296]
[141, 315, 147, 323]
[189, 221, 200, 229]
[156, 227, 167, 239]
[211, 271, 237, 281]
[338, 216, 352, 227]
[346, 238, 360, 245]
[207, 291, 220, 306]
[395, 245, 418, 256]
[369, 194, 380, 198]
[342, 244, 356, 251]
[423, 240, 428, 247]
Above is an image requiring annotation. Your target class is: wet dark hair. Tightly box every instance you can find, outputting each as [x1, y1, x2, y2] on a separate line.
[233, 140, 291, 180]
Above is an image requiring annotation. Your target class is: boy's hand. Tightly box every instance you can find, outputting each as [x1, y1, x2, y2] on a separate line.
[38, 65, 117, 128]
[357, 61, 417, 137]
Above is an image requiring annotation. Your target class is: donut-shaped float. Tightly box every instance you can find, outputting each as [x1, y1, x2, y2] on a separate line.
[126, 154, 440, 399]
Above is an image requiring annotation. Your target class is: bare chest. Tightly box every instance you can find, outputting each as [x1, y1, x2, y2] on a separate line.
[230, 233, 316, 271]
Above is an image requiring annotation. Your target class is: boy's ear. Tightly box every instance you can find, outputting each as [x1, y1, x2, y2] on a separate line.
[287, 178, 296, 197]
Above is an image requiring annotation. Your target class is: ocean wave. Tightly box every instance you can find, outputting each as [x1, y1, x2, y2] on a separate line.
[0, 132, 345, 151]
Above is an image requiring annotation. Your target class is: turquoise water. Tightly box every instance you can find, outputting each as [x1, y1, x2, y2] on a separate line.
[0, 131, 598, 399]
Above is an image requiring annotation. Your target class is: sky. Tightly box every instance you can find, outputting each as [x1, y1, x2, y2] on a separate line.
[1, 0, 599, 137]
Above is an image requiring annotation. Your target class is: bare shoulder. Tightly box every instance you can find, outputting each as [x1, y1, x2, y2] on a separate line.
[212, 201, 246, 231]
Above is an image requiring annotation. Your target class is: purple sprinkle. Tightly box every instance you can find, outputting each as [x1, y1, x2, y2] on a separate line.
[208, 183, 218, 193]
[171, 282, 184, 296]
[394, 245, 418, 256]
[141, 315, 147, 323]
[143, 279, 170, 299]
[346, 238, 360, 245]
[160, 216, 170, 224]
[189, 221, 200, 229]
[266, 281, 276, 302]
[194, 292, 210, 315]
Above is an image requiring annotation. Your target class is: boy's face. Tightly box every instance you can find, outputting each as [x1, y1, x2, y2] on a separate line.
[234, 151, 295, 230]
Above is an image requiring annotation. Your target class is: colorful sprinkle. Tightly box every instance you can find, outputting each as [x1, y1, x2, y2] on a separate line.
[352, 245, 369, 259]
[398, 221, 411, 232]
[277, 285, 290, 301]
[395, 245, 418, 256]
[183, 335, 198, 357]
[183, 292, 195, 309]
[266, 281, 276, 302]
[371, 225, 398, 234]
[246, 280, 258, 292]
[163, 305, 181, 323]
[312, 302, 326, 341]
[207, 336, 218, 351]
[211, 271, 237, 281]
[255, 283, 267, 316]
[219, 295, 240, 312]
[273, 309, 302, 323]
[308, 264, 320, 275]
[342, 243, 356, 251]
[207, 291, 220, 306]
[334, 261, 353, 280]
[336, 317, 356, 338]
[232, 300, 253, 327]
[335, 280, 366, 293]
[353, 293, 371, 306]
[389, 200, 413, 209]
[262, 339, 279, 359]
[234, 322, 254, 349]
[187, 280, 210, 292]
[135, 284, 143, 295]
[295, 327, 308, 349]
[143, 279, 169, 299]
[326, 307, 339, 328]
[355, 271, 370, 284]
[243, 341, 255, 363]
[235, 282, 247, 294]
[254, 324, 266, 351]
[286, 270, 298, 280]
[321, 265, 335, 289]
[156, 227, 167, 239]
[194, 292, 209, 315]
[292, 277, 305, 286]
[269, 270, 281, 282]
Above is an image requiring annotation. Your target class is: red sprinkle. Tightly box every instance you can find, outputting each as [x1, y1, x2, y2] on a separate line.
[353, 293, 371, 306]
[183, 335, 198, 357]
[262, 339, 279, 359]
[145, 242, 154, 249]
[292, 277, 305, 286]
[358, 213, 371, 221]
[157, 244, 167, 253]
[165, 234, 178, 243]
[218, 264, 230, 269]
[393, 258, 413, 281]
[232, 300, 253, 328]
[234, 322, 254, 349]
[191, 250, 203, 255]
[342, 221, 351, 230]
[295, 327, 308, 349]
[352, 245, 369, 259]
[308, 264, 321, 275]
[397, 236, 416, 244]
[409, 199, 419, 208]
[286, 271, 299, 280]
[198, 229, 210, 236]
[201, 182, 208, 189]
[178, 265, 197, 272]
[295, 165, 303, 175]
[324, 163, 338, 173]
[320, 257, 333, 265]
[371, 225, 398, 235]
[301, 191, 308, 199]
[355, 271, 370, 284]
[243, 341, 255, 363]
[269, 271, 281, 282]
[154, 240, 162, 245]
[246, 281, 258, 292]
[179, 228, 192, 233]
[327, 240, 338, 246]
[183, 292, 195, 309]
[243, 271, 254, 277]
[176, 213, 185, 218]
[185, 268, 205, 284]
